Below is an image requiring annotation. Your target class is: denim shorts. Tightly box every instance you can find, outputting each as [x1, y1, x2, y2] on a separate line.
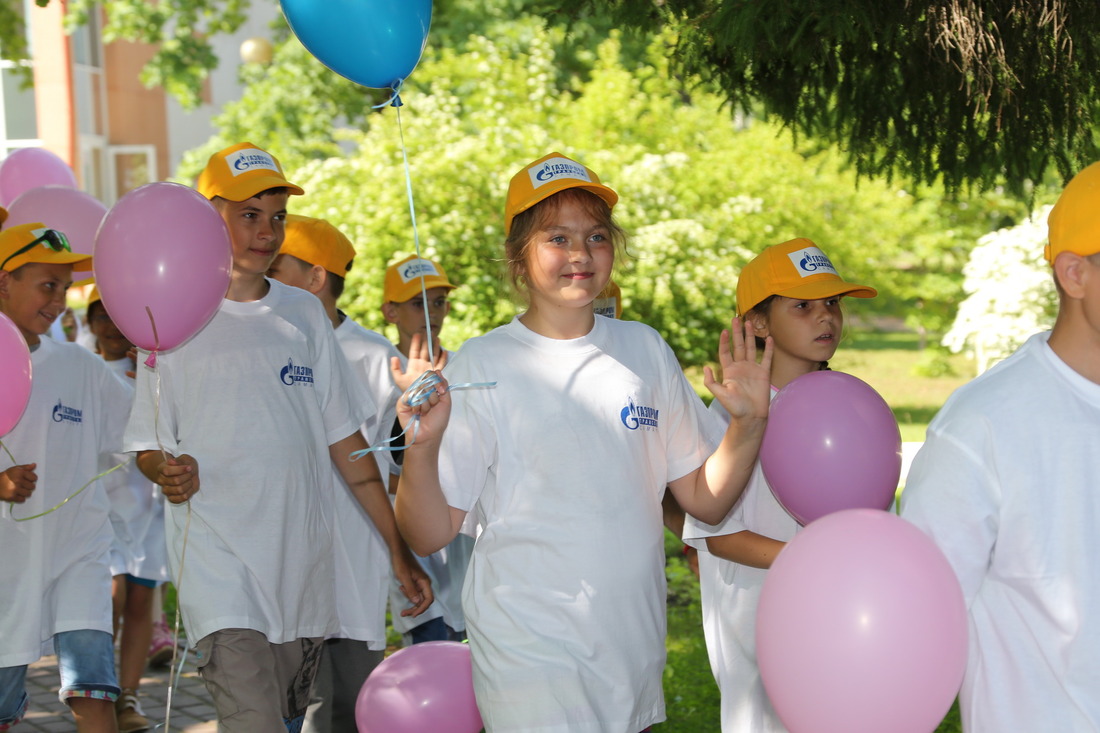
[0, 629, 119, 729]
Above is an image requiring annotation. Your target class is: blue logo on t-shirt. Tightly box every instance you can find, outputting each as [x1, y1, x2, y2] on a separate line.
[620, 398, 659, 431]
[279, 358, 315, 386]
[52, 400, 83, 424]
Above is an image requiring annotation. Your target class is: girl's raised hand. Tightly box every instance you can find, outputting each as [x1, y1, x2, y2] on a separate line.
[703, 317, 773, 423]
[391, 333, 448, 392]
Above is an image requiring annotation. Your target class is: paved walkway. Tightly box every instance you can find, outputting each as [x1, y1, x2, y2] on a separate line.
[21, 651, 216, 732]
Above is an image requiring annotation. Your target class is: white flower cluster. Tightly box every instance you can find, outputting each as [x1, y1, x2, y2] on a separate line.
[942, 206, 1056, 374]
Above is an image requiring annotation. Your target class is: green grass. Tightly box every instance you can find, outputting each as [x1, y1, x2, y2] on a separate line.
[664, 329, 970, 731]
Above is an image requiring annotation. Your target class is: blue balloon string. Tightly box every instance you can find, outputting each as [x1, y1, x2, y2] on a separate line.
[349, 86, 497, 463]
[348, 372, 496, 461]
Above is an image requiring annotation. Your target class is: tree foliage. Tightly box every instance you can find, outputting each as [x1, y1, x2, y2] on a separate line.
[177, 18, 1027, 364]
[539, 0, 1100, 197]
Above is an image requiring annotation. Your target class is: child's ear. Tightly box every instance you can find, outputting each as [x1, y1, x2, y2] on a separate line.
[1054, 251, 1088, 299]
[309, 265, 327, 296]
[381, 301, 399, 325]
[0, 270, 10, 300]
[748, 312, 769, 338]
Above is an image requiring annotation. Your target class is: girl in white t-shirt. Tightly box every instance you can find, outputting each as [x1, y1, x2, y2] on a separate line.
[682, 238, 877, 732]
[394, 152, 773, 733]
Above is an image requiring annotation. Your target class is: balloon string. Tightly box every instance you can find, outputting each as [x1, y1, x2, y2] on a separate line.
[144, 306, 160, 368]
[142, 315, 191, 732]
[348, 372, 496, 461]
[394, 97, 436, 368]
[8, 456, 132, 521]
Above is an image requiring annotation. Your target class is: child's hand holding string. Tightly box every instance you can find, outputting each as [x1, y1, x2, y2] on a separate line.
[1, 463, 37, 503]
[704, 317, 774, 426]
[395, 371, 452, 449]
[137, 451, 200, 505]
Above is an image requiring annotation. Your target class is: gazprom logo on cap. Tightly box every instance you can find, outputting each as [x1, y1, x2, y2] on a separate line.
[788, 246, 839, 279]
[280, 358, 314, 386]
[400, 259, 441, 283]
[528, 157, 593, 190]
[226, 148, 280, 177]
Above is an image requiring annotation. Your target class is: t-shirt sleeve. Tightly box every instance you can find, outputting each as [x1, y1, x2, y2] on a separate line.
[315, 317, 371, 447]
[661, 341, 725, 483]
[437, 347, 495, 513]
[122, 350, 180, 456]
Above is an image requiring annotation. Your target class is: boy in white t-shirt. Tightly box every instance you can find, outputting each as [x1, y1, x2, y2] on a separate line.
[124, 143, 431, 732]
[901, 163, 1100, 731]
[268, 215, 433, 732]
[0, 223, 130, 732]
[381, 255, 473, 645]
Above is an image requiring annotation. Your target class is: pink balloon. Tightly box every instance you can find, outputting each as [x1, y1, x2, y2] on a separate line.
[0, 148, 79, 206]
[759, 370, 902, 524]
[93, 182, 231, 352]
[0, 311, 32, 437]
[757, 509, 968, 733]
[356, 641, 482, 733]
[7, 185, 107, 255]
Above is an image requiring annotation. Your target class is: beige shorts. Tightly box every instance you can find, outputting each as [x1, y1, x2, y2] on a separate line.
[195, 628, 322, 732]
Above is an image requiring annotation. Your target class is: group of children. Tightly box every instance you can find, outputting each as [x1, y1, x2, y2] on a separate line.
[1, 141, 1097, 733]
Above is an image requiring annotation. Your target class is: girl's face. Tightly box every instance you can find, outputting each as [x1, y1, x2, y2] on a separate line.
[521, 196, 614, 315]
[753, 295, 844, 370]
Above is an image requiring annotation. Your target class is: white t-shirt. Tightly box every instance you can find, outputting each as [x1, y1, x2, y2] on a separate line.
[329, 316, 393, 646]
[387, 348, 460, 635]
[123, 280, 365, 645]
[901, 332, 1100, 731]
[683, 394, 794, 733]
[438, 315, 722, 733]
[0, 338, 131, 667]
[101, 358, 168, 583]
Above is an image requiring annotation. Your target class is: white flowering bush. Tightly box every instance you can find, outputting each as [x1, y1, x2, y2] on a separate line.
[942, 206, 1058, 373]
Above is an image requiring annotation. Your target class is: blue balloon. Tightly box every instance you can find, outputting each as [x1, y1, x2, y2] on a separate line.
[281, 0, 433, 89]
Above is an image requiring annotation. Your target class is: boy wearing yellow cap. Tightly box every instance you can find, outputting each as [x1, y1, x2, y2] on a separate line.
[122, 144, 431, 731]
[268, 215, 431, 732]
[901, 164, 1100, 731]
[0, 224, 132, 731]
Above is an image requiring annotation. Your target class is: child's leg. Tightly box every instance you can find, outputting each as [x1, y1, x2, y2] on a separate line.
[196, 629, 323, 733]
[0, 665, 29, 730]
[111, 575, 126, 639]
[118, 577, 156, 691]
[54, 629, 120, 733]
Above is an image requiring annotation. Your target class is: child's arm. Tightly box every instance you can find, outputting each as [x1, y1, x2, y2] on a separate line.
[705, 531, 786, 569]
[393, 374, 467, 556]
[668, 318, 773, 525]
[136, 451, 199, 504]
[329, 432, 434, 618]
[0, 463, 37, 503]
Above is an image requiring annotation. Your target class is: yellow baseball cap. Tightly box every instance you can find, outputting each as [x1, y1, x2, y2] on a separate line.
[383, 255, 456, 303]
[504, 152, 618, 235]
[0, 223, 92, 272]
[736, 238, 876, 315]
[87, 284, 101, 306]
[196, 141, 304, 202]
[280, 215, 355, 276]
[1046, 161, 1100, 263]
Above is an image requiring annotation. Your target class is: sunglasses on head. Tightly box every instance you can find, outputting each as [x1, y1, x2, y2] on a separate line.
[1, 229, 71, 270]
